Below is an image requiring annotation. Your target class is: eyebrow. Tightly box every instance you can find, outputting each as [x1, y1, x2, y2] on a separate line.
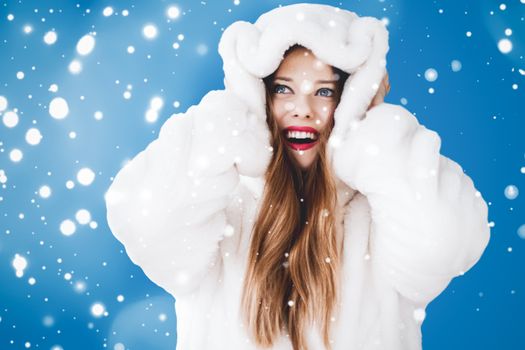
[274, 76, 338, 84]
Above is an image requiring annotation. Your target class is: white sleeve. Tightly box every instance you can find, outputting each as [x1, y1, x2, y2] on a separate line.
[105, 90, 270, 298]
[332, 103, 491, 305]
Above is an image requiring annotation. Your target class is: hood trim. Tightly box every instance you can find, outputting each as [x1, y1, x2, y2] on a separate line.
[218, 3, 389, 163]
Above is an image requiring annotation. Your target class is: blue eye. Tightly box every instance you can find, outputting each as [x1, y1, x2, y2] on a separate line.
[317, 88, 334, 97]
[273, 84, 291, 94]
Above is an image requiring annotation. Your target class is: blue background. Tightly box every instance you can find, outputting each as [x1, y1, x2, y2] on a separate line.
[0, 0, 523, 349]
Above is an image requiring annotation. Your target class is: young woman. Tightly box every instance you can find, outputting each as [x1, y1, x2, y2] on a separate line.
[105, 4, 490, 350]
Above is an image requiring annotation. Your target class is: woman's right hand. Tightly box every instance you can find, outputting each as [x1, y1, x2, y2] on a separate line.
[187, 90, 272, 179]
[105, 89, 272, 298]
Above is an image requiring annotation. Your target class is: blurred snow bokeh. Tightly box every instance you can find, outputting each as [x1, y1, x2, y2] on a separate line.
[0, 0, 523, 349]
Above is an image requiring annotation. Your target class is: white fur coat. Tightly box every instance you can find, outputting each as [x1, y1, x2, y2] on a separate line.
[105, 4, 490, 349]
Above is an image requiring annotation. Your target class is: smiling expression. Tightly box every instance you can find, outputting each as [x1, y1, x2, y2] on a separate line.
[267, 47, 342, 170]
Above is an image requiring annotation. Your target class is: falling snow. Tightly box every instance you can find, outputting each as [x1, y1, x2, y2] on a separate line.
[49, 97, 70, 119]
[12, 254, 28, 277]
[43, 31, 57, 45]
[38, 185, 52, 198]
[59, 219, 76, 236]
[504, 185, 519, 200]
[9, 148, 23, 162]
[76, 34, 96, 56]
[167, 6, 181, 19]
[424, 68, 438, 82]
[103, 7, 114, 17]
[143, 24, 158, 39]
[451, 59, 462, 72]
[498, 38, 513, 54]
[90, 302, 107, 318]
[0, 96, 8, 110]
[75, 209, 92, 224]
[25, 128, 43, 145]
[0, 1, 521, 349]
[2, 110, 19, 128]
[68, 59, 83, 74]
[77, 167, 96, 186]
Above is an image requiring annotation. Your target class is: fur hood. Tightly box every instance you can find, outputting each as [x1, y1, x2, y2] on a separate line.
[218, 3, 389, 151]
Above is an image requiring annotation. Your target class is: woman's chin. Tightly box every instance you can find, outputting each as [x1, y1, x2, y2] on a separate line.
[290, 148, 318, 170]
[281, 140, 321, 170]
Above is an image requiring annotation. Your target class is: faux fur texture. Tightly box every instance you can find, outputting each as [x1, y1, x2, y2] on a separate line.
[218, 4, 389, 145]
[105, 4, 490, 349]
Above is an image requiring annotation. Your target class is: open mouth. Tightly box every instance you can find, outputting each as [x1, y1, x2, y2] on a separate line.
[283, 127, 319, 151]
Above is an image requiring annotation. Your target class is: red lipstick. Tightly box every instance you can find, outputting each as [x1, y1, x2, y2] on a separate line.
[284, 126, 319, 134]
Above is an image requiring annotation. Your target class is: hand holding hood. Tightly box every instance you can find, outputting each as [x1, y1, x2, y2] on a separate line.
[218, 3, 389, 149]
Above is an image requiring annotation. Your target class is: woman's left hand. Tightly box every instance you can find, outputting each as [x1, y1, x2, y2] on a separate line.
[367, 71, 390, 111]
[332, 102, 490, 304]
[332, 102, 441, 199]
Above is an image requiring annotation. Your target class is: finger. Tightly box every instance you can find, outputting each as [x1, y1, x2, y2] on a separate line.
[381, 72, 391, 95]
[367, 82, 387, 111]
[367, 94, 381, 111]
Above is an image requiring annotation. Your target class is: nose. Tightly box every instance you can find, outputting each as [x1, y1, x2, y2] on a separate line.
[292, 95, 312, 119]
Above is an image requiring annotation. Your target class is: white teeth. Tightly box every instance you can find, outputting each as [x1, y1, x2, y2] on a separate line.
[286, 130, 317, 140]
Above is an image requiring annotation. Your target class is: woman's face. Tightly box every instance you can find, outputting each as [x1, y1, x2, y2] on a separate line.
[268, 47, 341, 170]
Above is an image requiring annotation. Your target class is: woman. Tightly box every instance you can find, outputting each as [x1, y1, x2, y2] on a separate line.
[105, 4, 490, 350]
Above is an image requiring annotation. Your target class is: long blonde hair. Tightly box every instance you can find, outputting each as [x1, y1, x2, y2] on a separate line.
[240, 45, 350, 350]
